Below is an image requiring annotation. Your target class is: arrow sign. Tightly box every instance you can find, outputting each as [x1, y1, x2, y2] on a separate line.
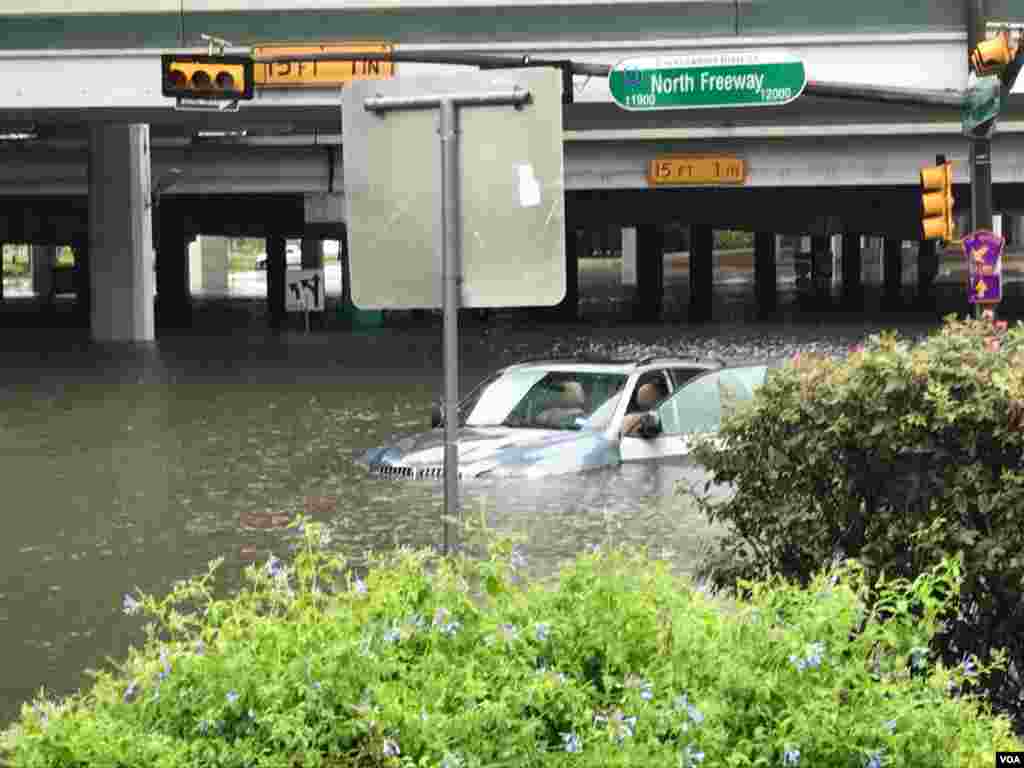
[610, 51, 806, 111]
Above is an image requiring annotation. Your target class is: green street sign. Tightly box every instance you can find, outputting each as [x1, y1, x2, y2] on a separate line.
[962, 74, 1001, 134]
[610, 51, 806, 111]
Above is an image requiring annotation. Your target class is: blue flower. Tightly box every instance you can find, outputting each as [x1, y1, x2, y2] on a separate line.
[961, 654, 978, 678]
[883, 719, 896, 735]
[195, 639, 206, 656]
[441, 752, 464, 768]
[123, 680, 139, 703]
[783, 748, 801, 766]
[561, 731, 582, 753]
[510, 546, 527, 570]
[382, 738, 401, 758]
[158, 649, 171, 681]
[864, 749, 885, 768]
[674, 694, 703, 725]
[383, 626, 401, 644]
[441, 621, 461, 638]
[535, 622, 551, 642]
[790, 641, 826, 672]
[433, 607, 450, 628]
[681, 743, 706, 767]
[626, 675, 652, 700]
[265, 555, 284, 579]
[122, 594, 142, 616]
[226, 690, 239, 705]
[312, 680, 322, 690]
[197, 719, 210, 735]
[499, 623, 519, 642]
[354, 577, 368, 595]
[909, 646, 928, 671]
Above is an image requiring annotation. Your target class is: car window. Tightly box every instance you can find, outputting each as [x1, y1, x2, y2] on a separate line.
[464, 370, 628, 430]
[669, 367, 708, 389]
[657, 366, 768, 435]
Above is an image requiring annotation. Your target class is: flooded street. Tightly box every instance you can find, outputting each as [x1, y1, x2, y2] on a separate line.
[0, 287, 984, 726]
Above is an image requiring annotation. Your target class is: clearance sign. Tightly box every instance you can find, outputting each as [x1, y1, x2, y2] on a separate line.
[253, 43, 395, 88]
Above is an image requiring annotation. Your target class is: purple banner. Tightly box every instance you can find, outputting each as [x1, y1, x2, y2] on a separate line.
[962, 230, 1005, 305]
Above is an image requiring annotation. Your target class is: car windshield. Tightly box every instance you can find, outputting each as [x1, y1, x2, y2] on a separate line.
[462, 369, 628, 430]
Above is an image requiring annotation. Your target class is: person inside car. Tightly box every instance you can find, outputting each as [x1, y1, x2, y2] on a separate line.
[535, 380, 587, 428]
[621, 378, 668, 436]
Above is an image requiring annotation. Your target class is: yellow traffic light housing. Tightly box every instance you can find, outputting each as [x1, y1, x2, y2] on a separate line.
[921, 161, 954, 242]
[971, 33, 1014, 76]
[161, 54, 254, 100]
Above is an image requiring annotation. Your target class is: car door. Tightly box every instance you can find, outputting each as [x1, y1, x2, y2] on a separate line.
[619, 366, 768, 463]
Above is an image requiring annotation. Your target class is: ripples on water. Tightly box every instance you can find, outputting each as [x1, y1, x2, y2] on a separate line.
[0, 318, 944, 724]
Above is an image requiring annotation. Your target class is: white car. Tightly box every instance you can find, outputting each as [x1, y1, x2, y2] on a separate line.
[360, 357, 777, 480]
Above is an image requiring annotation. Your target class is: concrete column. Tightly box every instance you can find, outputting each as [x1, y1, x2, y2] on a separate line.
[266, 235, 286, 329]
[31, 245, 56, 300]
[993, 213, 1003, 238]
[559, 223, 581, 320]
[753, 231, 777, 313]
[688, 224, 713, 322]
[87, 123, 154, 342]
[188, 239, 201, 294]
[633, 224, 663, 322]
[811, 234, 831, 301]
[883, 237, 903, 306]
[0, 243, 5, 301]
[917, 239, 938, 301]
[199, 236, 229, 295]
[340, 227, 352, 307]
[1014, 215, 1024, 246]
[72, 238, 90, 322]
[621, 227, 637, 287]
[301, 238, 321, 269]
[156, 214, 191, 329]
[862, 237, 883, 286]
[841, 233, 863, 305]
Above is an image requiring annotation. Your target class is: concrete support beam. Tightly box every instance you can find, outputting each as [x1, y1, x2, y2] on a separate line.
[917, 239, 938, 301]
[301, 238, 321, 270]
[266, 234, 286, 329]
[156, 213, 191, 328]
[87, 123, 154, 342]
[73, 238, 90, 321]
[883, 237, 903, 306]
[811, 234, 831, 302]
[340, 226, 352, 307]
[621, 227, 637, 287]
[753, 231, 777, 314]
[199, 236, 229, 295]
[841, 233, 863, 306]
[632, 224, 663, 322]
[689, 224, 713, 322]
[0, 243, 5, 302]
[559, 223, 581, 320]
[31, 245, 57, 300]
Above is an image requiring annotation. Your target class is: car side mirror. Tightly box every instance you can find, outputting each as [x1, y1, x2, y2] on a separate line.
[430, 403, 443, 428]
[637, 411, 662, 438]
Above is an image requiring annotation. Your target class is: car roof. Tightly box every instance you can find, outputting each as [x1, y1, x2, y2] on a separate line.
[502, 357, 722, 375]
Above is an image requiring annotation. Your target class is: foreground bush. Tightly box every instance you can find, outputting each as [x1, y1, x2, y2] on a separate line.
[2, 518, 1021, 767]
[691, 314, 1024, 729]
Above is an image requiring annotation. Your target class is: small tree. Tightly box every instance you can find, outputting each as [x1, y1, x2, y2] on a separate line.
[691, 314, 1024, 729]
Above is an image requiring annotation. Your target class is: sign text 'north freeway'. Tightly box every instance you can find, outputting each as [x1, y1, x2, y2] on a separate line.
[610, 51, 806, 111]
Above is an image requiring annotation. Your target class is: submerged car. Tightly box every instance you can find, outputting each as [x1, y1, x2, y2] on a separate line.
[360, 357, 777, 480]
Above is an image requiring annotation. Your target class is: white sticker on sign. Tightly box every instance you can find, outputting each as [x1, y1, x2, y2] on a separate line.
[517, 164, 541, 207]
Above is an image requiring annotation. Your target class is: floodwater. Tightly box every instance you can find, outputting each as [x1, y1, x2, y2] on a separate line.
[0, 254, 1017, 727]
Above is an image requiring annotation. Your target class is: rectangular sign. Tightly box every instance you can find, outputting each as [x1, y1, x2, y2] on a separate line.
[963, 229, 1004, 304]
[611, 51, 806, 111]
[342, 69, 565, 310]
[285, 269, 325, 312]
[648, 155, 745, 186]
[253, 43, 394, 88]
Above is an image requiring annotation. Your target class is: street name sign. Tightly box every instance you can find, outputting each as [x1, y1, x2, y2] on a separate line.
[610, 51, 806, 111]
[962, 73, 1001, 134]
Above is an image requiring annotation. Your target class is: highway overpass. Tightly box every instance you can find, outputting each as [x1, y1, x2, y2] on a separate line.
[1, 0, 1022, 338]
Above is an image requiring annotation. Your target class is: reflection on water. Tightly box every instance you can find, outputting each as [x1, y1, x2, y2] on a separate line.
[0, 318, 937, 725]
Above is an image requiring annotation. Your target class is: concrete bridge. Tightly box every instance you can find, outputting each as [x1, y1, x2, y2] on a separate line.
[1, 0, 1022, 338]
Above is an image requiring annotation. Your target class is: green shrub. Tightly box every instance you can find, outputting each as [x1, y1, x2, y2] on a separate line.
[2, 517, 1021, 767]
[690, 314, 1024, 731]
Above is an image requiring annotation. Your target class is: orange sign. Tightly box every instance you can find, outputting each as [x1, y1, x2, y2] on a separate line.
[253, 43, 395, 88]
[648, 155, 746, 186]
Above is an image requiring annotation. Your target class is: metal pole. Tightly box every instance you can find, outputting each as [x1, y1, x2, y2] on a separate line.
[968, 0, 993, 319]
[439, 97, 460, 556]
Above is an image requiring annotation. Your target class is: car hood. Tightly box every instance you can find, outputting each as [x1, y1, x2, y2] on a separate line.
[360, 426, 619, 479]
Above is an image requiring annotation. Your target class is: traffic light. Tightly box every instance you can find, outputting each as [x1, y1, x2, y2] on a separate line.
[161, 54, 254, 100]
[920, 161, 954, 242]
[971, 32, 1014, 76]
